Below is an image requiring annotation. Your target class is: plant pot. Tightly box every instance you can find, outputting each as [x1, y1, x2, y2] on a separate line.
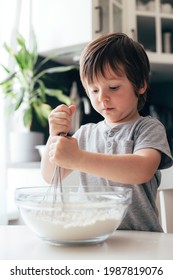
[9, 131, 44, 163]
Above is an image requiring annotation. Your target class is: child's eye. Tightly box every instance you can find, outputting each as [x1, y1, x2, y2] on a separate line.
[91, 89, 98, 93]
[109, 86, 120, 90]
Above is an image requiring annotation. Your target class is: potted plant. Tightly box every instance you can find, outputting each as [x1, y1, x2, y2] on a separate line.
[0, 33, 77, 162]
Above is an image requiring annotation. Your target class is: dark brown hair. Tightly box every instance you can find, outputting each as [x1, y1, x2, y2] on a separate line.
[79, 32, 150, 111]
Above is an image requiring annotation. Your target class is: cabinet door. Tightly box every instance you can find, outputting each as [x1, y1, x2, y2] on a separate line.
[135, 0, 157, 52]
[124, 0, 173, 81]
[126, 0, 173, 56]
[93, 0, 124, 35]
[92, 0, 109, 36]
[32, 0, 93, 52]
[109, 0, 124, 33]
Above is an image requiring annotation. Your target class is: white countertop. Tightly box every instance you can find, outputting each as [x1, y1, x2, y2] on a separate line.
[7, 161, 41, 169]
[1, 225, 173, 260]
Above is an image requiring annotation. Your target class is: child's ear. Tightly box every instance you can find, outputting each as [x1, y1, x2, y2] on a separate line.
[138, 81, 147, 95]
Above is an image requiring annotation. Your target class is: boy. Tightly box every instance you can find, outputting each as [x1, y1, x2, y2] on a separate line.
[41, 33, 172, 232]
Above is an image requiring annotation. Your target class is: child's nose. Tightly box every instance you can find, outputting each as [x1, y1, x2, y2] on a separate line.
[98, 90, 109, 102]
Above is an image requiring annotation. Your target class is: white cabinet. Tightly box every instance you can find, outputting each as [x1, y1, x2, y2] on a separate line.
[32, 0, 173, 57]
[31, 0, 173, 80]
[124, 0, 173, 80]
[126, 0, 173, 56]
[31, 0, 122, 54]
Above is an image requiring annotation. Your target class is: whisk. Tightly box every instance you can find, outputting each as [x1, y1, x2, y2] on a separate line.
[51, 132, 67, 204]
[43, 132, 67, 207]
[51, 163, 63, 205]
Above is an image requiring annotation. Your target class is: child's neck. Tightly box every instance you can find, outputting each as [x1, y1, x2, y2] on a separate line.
[105, 113, 141, 128]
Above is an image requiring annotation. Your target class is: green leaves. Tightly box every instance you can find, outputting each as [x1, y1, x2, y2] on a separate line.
[0, 72, 16, 84]
[23, 107, 32, 128]
[0, 33, 78, 129]
[32, 102, 52, 127]
[45, 89, 72, 106]
[34, 65, 77, 81]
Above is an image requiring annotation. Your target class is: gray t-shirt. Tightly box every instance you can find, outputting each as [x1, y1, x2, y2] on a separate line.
[73, 116, 173, 232]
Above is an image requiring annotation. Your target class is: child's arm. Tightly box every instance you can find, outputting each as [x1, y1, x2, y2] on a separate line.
[78, 148, 161, 184]
[48, 136, 161, 184]
[41, 104, 75, 184]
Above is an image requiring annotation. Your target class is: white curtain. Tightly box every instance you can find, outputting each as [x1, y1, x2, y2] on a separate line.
[0, 0, 32, 224]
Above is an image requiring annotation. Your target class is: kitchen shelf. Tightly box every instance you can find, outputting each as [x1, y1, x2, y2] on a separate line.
[137, 16, 156, 52]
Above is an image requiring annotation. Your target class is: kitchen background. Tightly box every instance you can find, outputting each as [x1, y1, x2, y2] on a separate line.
[21, 0, 173, 151]
[0, 0, 173, 224]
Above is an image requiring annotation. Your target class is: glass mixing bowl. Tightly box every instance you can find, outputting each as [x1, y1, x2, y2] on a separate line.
[15, 186, 132, 246]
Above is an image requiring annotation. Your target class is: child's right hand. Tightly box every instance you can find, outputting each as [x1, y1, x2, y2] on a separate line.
[48, 104, 76, 136]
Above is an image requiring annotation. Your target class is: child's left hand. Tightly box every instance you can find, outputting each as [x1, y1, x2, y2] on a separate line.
[48, 136, 80, 170]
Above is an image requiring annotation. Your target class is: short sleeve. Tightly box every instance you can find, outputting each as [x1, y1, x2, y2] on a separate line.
[133, 117, 173, 169]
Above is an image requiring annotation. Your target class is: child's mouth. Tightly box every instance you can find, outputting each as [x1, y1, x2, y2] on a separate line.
[103, 107, 114, 112]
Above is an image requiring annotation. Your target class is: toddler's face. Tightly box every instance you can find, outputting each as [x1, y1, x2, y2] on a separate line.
[85, 68, 144, 126]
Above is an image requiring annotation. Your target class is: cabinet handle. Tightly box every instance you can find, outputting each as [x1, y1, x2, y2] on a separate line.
[131, 29, 136, 41]
[95, 6, 103, 33]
